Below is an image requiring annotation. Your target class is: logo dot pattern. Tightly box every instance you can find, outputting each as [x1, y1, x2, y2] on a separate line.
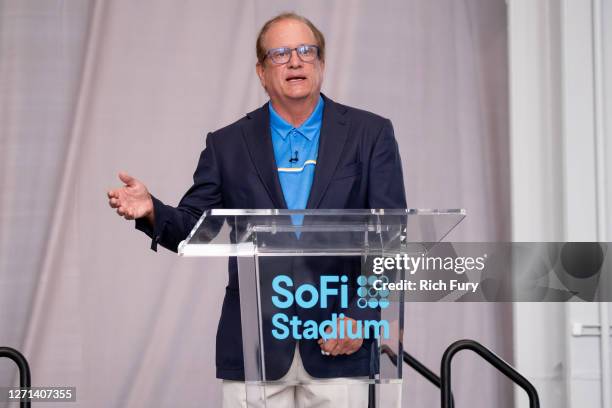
[357, 275, 390, 309]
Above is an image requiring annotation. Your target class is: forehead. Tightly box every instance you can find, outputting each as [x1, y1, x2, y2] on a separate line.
[263, 19, 316, 49]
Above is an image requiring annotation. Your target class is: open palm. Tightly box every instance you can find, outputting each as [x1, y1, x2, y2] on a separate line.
[107, 172, 154, 221]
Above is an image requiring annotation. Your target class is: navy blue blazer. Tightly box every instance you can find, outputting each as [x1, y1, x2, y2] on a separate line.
[136, 94, 406, 380]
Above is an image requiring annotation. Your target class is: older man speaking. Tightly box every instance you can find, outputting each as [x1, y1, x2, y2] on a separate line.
[108, 12, 406, 408]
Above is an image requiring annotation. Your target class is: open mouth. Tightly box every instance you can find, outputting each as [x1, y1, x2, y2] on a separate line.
[286, 75, 306, 82]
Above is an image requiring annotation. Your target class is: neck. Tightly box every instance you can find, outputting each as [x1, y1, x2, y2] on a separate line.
[270, 95, 319, 127]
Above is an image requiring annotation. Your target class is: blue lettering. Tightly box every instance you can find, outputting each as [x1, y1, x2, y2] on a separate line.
[272, 275, 294, 308]
[295, 284, 318, 308]
[320, 276, 338, 308]
[271, 313, 289, 339]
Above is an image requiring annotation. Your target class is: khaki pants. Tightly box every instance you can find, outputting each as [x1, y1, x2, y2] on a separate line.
[222, 345, 370, 408]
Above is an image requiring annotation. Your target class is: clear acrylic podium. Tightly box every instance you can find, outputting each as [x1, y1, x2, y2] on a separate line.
[178, 209, 465, 407]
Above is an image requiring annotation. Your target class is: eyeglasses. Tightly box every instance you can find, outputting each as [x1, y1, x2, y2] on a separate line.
[264, 44, 319, 64]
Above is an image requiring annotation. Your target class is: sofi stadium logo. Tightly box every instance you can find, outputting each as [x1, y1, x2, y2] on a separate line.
[270, 274, 390, 341]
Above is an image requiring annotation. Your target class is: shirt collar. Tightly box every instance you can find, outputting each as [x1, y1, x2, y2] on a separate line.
[269, 96, 324, 140]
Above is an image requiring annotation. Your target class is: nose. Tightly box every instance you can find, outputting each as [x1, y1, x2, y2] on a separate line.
[287, 49, 303, 68]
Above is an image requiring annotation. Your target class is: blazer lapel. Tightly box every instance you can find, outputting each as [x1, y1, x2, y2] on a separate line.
[306, 95, 350, 209]
[241, 104, 288, 209]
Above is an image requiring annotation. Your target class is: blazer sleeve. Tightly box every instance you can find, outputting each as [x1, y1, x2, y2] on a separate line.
[135, 132, 223, 252]
[367, 119, 407, 209]
[345, 119, 407, 324]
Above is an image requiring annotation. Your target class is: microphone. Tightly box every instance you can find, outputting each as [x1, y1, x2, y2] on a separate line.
[289, 150, 299, 163]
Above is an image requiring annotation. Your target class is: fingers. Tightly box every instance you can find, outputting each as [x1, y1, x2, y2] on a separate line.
[118, 171, 135, 186]
[108, 191, 125, 212]
[319, 327, 342, 355]
[319, 326, 336, 355]
[330, 340, 344, 356]
[343, 339, 362, 355]
[318, 318, 363, 356]
[108, 193, 133, 220]
[326, 322, 345, 355]
[108, 197, 120, 208]
[320, 338, 360, 356]
[108, 176, 139, 220]
[116, 206, 135, 220]
[332, 337, 357, 356]
[341, 319, 359, 354]
[321, 338, 338, 354]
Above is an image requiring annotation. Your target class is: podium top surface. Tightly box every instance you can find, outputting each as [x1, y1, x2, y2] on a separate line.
[178, 208, 465, 257]
[180, 208, 465, 216]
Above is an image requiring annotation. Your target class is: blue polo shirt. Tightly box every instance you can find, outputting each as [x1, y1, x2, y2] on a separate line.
[269, 96, 324, 210]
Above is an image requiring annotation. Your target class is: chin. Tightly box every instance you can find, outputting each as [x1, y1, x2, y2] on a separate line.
[284, 91, 310, 100]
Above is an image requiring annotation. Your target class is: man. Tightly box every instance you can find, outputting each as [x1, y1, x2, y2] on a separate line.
[108, 12, 406, 407]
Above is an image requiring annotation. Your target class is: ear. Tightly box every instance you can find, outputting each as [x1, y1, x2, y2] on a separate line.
[256, 62, 266, 88]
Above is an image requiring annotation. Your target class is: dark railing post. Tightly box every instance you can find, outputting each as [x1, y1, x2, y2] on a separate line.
[0, 346, 31, 408]
[441, 340, 539, 408]
[368, 341, 378, 408]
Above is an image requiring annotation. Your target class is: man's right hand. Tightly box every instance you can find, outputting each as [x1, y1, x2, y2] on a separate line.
[107, 172, 155, 224]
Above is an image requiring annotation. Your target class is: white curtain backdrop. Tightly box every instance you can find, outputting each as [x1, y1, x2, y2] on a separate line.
[0, 1, 511, 407]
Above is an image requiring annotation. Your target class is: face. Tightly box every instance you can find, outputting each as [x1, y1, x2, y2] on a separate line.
[256, 19, 325, 108]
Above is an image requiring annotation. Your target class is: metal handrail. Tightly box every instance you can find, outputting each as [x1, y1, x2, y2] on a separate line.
[441, 340, 539, 408]
[380, 344, 455, 408]
[0, 346, 31, 408]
